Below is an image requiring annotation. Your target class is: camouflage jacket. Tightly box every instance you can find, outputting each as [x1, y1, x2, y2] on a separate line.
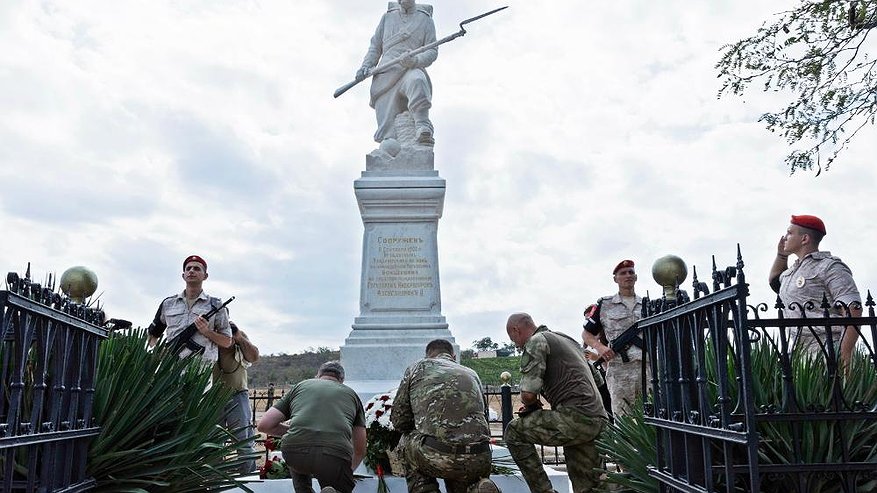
[391, 353, 490, 445]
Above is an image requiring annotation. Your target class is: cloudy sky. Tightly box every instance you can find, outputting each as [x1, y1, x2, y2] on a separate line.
[2, 0, 875, 356]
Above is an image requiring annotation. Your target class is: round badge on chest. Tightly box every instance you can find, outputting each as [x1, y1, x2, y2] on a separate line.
[795, 276, 805, 288]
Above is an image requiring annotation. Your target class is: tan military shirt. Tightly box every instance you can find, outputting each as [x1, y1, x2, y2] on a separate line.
[159, 290, 231, 362]
[598, 293, 643, 361]
[779, 251, 861, 319]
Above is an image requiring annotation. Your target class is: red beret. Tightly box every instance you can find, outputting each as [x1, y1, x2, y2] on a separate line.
[790, 215, 826, 235]
[183, 255, 207, 271]
[613, 259, 635, 275]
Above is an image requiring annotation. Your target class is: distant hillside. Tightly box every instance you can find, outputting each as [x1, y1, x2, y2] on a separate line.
[246, 350, 521, 389]
[247, 348, 340, 388]
[462, 356, 521, 386]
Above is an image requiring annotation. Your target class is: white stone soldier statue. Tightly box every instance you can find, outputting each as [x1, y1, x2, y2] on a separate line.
[356, 0, 437, 146]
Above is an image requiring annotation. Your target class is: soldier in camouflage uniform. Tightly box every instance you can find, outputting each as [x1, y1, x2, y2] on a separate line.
[391, 339, 499, 493]
[582, 259, 645, 417]
[769, 215, 862, 365]
[505, 313, 607, 493]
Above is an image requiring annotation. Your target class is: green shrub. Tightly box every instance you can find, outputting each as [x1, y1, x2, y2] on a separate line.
[88, 328, 256, 492]
[598, 339, 877, 493]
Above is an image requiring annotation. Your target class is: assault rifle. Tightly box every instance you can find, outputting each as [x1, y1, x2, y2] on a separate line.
[170, 296, 235, 356]
[333, 6, 508, 98]
[597, 321, 642, 364]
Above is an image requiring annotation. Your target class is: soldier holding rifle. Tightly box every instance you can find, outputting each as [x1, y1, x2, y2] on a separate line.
[147, 255, 233, 363]
[582, 260, 645, 418]
[337, 2, 507, 146]
[357, 0, 437, 145]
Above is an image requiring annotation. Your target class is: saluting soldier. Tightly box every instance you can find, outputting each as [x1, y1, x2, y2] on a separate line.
[769, 214, 862, 365]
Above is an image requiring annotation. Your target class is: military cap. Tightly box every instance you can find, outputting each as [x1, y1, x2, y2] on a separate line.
[183, 255, 207, 271]
[613, 259, 635, 275]
[791, 215, 826, 235]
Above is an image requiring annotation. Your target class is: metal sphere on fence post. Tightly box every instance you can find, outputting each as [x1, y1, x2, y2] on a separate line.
[652, 255, 688, 300]
[59, 266, 98, 304]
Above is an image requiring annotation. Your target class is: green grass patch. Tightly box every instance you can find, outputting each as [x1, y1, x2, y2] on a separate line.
[462, 356, 521, 386]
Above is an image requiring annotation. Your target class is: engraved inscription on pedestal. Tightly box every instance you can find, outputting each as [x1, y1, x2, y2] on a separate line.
[362, 224, 440, 314]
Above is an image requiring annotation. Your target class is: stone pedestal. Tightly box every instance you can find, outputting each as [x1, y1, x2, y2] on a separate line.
[341, 145, 457, 397]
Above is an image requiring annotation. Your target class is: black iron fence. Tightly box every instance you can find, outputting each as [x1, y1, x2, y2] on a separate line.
[640, 248, 877, 492]
[249, 384, 281, 422]
[1, 271, 107, 492]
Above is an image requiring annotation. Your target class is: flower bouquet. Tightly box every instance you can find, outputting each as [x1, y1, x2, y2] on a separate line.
[259, 436, 291, 479]
[363, 389, 402, 475]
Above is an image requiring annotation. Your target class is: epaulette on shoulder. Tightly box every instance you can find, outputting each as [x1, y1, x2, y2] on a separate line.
[162, 295, 176, 302]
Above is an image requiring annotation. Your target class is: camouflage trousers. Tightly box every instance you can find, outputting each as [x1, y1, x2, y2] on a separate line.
[396, 432, 493, 493]
[504, 406, 606, 493]
[605, 359, 648, 417]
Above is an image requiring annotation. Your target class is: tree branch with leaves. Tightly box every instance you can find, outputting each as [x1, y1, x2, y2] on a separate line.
[716, 1, 877, 174]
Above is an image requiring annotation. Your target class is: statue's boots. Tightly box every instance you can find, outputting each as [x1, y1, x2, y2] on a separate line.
[411, 108, 434, 146]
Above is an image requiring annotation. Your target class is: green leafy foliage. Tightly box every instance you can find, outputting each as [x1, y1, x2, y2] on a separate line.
[88, 328, 256, 492]
[595, 396, 658, 493]
[472, 337, 499, 351]
[598, 339, 877, 492]
[716, 1, 877, 173]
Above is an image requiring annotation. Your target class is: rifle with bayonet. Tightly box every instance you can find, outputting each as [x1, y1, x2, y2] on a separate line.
[169, 296, 235, 356]
[333, 6, 508, 98]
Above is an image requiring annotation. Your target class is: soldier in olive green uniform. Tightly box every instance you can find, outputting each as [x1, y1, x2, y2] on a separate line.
[391, 339, 499, 493]
[506, 313, 607, 493]
[213, 321, 261, 474]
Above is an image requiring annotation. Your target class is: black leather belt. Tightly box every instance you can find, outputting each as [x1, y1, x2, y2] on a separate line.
[423, 436, 490, 455]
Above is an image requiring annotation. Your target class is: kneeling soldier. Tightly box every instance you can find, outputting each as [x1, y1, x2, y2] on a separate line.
[391, 339, 500, 493]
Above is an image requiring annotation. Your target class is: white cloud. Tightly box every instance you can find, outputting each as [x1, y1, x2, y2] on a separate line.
[1, 0, 874, 357]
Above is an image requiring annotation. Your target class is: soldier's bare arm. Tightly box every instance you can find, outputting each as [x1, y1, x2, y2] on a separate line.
[256, 408, 290, 437]
[351, 425, 366, 470]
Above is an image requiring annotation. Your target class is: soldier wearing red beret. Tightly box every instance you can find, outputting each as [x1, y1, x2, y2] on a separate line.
[146, 255, 233, 362]
[769, 215, 862, 365]
[582, 259, 645, 418]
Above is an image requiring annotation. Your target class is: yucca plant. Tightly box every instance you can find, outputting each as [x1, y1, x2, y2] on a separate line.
[598, 337, 877, 493]
[595, 395, 658, 493]
[88, 327, 256, 492]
